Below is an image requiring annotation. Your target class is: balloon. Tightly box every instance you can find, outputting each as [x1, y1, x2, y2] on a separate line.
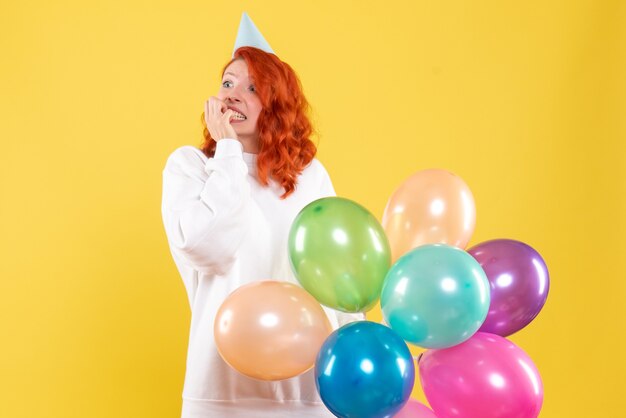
[288, 197, 391, 313]
[381, 244, 490, 349]
[419, 332, 543, 418]
[214, 281, 332, 381]
[395, 399, 438, 418]
[315, 321, 414, 418]
[468, 239, 550, 336]
[382, 169, 476, 262]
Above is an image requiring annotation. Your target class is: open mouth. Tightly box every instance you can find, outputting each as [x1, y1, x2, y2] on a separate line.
[230, 110, 247, 120]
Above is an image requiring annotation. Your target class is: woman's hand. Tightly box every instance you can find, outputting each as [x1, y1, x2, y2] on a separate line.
[205, 97, 238, 141]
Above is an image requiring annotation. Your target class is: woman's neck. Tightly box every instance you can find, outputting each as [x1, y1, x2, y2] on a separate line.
[237, 135, 260, 154]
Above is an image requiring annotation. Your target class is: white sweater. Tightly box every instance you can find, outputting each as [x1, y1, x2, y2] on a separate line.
[161, 139, 363, 417]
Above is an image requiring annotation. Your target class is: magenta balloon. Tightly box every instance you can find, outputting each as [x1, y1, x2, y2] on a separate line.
[468, 239, 549, 336]
[419, 333, 543, 418]
[395, 399, 438, 418]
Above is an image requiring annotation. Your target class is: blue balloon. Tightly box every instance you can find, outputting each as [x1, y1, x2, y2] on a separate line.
[381, 244, 490, 349]
[315, 321, 415, 418]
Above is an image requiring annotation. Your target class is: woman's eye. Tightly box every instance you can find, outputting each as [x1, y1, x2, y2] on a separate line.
[249, 85, 256, 92]
[222, 81, 232, 88]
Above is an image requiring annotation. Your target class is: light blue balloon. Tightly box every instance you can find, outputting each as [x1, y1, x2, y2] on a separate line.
[315, 321, 414, 418]
[381, 244, 490, 349]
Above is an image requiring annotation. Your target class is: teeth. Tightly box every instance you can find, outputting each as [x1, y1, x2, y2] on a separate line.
[231, 111, 247, 120]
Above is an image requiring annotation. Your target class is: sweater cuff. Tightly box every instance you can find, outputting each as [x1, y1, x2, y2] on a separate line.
[214, 139, 243, 159]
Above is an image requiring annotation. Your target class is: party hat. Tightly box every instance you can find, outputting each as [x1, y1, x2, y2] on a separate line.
[232, 12, 275, 57]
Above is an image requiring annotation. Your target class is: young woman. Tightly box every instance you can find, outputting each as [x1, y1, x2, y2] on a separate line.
[161, 45, 362, 417]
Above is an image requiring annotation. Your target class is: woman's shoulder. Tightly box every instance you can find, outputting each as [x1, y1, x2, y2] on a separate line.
[164, 145, 207, 169]
[303, 157, 330, 176]
[167, 145, 206, 161]
[297, 157, 334, 196]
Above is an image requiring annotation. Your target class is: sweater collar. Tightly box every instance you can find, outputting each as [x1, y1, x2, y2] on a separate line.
[242, 151, 257, 176]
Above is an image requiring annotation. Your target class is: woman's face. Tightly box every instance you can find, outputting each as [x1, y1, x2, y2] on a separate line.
[218, 58, 263, 142]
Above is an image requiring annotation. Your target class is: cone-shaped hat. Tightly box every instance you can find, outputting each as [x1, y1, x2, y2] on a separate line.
[232, 12, 274, 57]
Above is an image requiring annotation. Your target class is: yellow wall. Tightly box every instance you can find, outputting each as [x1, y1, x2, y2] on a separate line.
[1, 1, 624, 417]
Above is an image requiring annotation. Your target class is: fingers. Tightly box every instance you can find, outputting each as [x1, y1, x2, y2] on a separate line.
[205, 97, 220, 127]
[208, 97, 227, 117]
[203, 100, 210, 125]
[208, 97, 217, 119]
[204, 97, 237, 141]
[222, 109, 234, 122]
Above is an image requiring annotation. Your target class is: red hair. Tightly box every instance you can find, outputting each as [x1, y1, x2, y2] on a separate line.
[200, 47, 317, 199]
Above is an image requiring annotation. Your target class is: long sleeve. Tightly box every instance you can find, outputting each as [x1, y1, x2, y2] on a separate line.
[161, 140, 251, 276]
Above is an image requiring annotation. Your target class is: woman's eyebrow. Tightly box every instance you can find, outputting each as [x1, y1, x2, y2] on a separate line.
[223, 72, 239, 78]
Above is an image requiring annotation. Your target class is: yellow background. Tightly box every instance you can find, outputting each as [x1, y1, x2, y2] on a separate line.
[1, 1, 624, 417]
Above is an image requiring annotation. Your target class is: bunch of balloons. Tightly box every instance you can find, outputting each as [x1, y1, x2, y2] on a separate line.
[214, 168, 549, 418]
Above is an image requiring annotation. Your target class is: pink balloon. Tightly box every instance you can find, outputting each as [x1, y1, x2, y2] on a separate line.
[395, 399, 438, 418]
[419, 333, 543, 418]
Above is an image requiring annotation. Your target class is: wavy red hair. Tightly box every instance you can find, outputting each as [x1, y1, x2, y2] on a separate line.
[200, 47, 317, 199]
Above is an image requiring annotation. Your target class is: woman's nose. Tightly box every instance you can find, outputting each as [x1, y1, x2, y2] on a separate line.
[225, 95, 241, 103]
